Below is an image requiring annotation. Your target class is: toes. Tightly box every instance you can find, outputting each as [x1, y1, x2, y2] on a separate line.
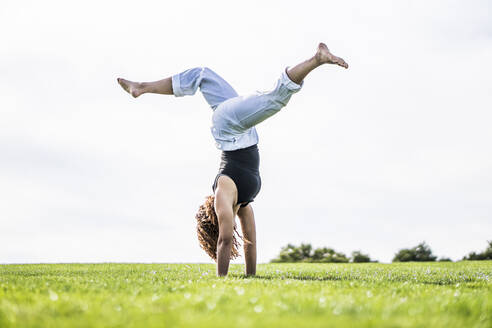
[335, 57, 348, 69]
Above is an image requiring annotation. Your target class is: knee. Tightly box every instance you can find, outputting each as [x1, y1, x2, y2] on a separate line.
[201, 67, 220, 79]
[189, 67, 212, 75]
[186, 67, 204, 78]
[186, 67, 216, 82]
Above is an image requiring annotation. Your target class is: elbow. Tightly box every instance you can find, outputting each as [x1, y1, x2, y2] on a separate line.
[218, 234, 233, 248]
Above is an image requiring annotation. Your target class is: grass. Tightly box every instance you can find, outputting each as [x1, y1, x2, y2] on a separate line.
[0, 262, 491, 327]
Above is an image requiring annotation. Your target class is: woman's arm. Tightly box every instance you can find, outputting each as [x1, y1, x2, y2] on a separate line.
[238, 204, 257, 276]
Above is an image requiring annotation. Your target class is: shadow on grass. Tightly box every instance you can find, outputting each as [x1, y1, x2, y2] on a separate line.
[228, 273, 477, 286]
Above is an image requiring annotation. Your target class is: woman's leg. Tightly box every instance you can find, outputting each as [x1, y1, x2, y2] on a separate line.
[117, 77, 173, 97]
[117, 67, 238, 109]
[286, 42, 348, 84]
[219, 42, 349, 132]
[237, 204, 256, 276]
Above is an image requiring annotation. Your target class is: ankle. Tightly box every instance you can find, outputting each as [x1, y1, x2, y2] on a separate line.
[313, 53, 324, 66]
[138, 82, 148, 94]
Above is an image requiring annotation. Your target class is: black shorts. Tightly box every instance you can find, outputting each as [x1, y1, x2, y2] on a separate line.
[212, 144, 261, 207]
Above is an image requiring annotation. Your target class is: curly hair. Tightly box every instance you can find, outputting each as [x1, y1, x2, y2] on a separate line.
[195, 195, 243, 261]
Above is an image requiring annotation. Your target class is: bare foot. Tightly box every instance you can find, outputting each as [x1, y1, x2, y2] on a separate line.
[117, 78, 144, 98]
[315, 43, 349, 69]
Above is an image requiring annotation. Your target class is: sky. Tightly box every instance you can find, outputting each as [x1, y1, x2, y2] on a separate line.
[1, 0, 491, 264]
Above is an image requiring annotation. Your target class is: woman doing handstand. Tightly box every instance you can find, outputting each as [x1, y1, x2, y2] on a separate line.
[117, 43, 348, 276]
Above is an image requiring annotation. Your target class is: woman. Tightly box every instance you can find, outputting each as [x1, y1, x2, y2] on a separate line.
[117, 43, 348, 276]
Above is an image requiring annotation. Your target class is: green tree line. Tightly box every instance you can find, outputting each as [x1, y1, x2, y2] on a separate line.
[270, 243, 376, 263]
[271, 240, 492, 263]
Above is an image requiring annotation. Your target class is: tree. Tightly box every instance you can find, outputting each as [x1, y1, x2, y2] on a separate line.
[462, 241, 492, 261]
[351, 251, 372, 263]
[271, 243, 312, 263]
[392, 242, 437, 262]
[299, 243, 313, 260]
[270, 244, 349, 263]
[311, 247, 349, 263]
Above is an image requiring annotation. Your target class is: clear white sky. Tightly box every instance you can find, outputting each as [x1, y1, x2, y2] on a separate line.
[1, 0, 491, 264]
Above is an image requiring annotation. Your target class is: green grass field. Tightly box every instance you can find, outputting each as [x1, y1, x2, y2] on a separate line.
[1, 262, 491, 327]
